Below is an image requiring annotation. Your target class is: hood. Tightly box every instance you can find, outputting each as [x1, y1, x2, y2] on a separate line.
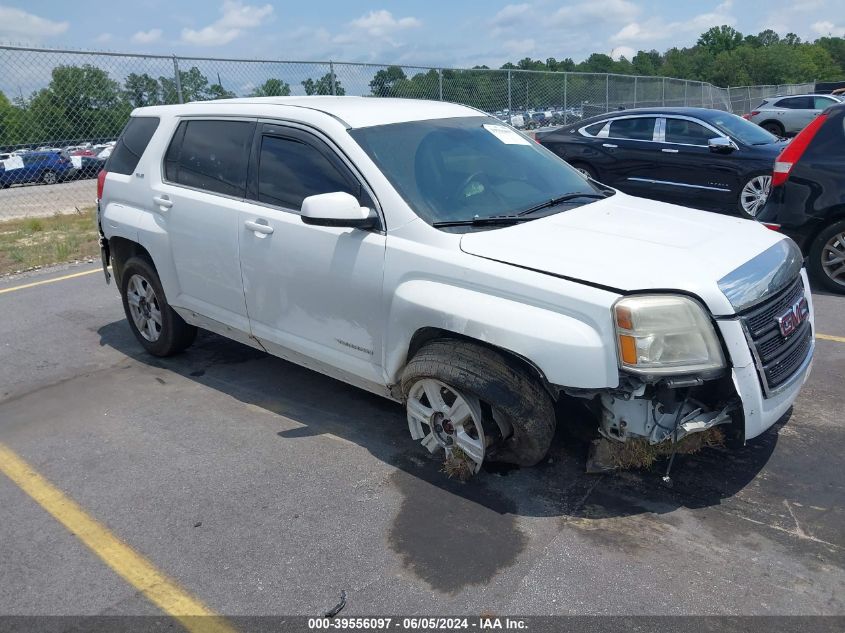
[459, 192, 789, 316]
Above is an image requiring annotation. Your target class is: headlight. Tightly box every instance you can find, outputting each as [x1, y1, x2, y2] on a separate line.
[613, 295, 725, 376]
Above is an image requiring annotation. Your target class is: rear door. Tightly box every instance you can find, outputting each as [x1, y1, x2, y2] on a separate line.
[596, 115, 661, 196]
[238, 122, 387, 389]
[774, 96, 814, 133]
[150, 118, 255, 332]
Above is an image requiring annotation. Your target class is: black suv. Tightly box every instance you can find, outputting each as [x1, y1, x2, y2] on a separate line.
[758, 101, 845, 294]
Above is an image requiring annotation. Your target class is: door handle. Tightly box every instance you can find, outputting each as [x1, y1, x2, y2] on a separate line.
[152, 195, 172, 210]
[661, 148, 679, 153]
[602, 143, 618, 148]
[244, 219, 274, 235]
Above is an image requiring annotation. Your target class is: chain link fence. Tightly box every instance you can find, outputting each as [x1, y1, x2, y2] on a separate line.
[0, 44, 816, 220]
[726, 83, 816, 118]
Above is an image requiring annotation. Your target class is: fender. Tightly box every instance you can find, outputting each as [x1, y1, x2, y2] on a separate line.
[384, 279, 619, 389]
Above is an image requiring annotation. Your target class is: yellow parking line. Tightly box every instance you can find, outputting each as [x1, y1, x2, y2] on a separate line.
[817, 333, 845, 344]
[0, 443, 236, 633]
[0, 268, 102, 295]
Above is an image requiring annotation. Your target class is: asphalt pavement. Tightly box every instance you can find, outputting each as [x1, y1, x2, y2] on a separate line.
[0, 263, 843, 620]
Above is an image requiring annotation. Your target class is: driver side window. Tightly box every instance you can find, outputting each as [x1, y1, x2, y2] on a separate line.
[257, 134, 363, 211]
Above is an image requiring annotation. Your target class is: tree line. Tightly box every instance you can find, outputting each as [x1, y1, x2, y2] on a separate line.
[1, 26, 843, 150]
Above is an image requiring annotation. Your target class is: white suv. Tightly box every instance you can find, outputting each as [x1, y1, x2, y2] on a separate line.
[97, 97, 814, 474]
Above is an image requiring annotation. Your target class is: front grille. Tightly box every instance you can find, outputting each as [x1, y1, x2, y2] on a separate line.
[739, 276, 812, 396]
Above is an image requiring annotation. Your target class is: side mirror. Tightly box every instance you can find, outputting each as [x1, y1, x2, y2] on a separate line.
[708, 136, 736, 153]
[300, 192, 378, 229]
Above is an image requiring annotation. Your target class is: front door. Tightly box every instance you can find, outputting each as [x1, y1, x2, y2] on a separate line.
[238, 123, 387, 390]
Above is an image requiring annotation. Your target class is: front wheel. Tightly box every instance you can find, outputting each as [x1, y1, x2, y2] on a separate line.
[762, 121, 785, 136]
[809, 220, 845, 294]
[401, 340, 556, 474]
[569, 161, 597, 181]
[738, 174, 772, 218]
[120, 256, 197, 356]
[41, 170, 57, 185]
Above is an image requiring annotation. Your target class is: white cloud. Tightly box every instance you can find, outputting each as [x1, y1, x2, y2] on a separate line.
[132, 28, 163, 44]
[348, 10, 422, 38]
[553, 0, 640, 27]
[95, 33, 113, 44]
[503, 37, 536, 56]
[610, 1, 735, 47]
[0, 6, 68, 41]
[812, 20, 845, 36]
[490, 4, 532, 28]
[610, 46, 636, 61]
[181, 1, 273, 46]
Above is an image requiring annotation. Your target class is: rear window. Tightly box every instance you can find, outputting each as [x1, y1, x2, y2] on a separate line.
[607, 117, 656, 141]
[164, 119, 254, 197]
[107, 116, 159, 175]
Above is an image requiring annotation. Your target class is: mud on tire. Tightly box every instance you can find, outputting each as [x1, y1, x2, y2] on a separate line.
[401, 339, 556, 467]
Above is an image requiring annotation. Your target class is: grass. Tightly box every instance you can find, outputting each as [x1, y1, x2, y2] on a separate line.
[0, 208, 99, 276]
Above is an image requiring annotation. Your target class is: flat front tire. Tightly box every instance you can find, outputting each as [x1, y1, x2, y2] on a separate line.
[120, 256, 197, 356]
[401, 340, 556, 472]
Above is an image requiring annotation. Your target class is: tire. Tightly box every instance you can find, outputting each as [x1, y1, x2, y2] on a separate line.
[41, 170, 57, 185]
[401, 340, 556, 469]
[737, 173, 772, 218]
[762, 121, 784, 137]
[120, 256, 197, 356]
[569, 161, 597, 181]
[808, 219, 845, 294]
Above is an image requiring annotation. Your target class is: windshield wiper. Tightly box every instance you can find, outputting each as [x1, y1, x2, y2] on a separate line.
[517, 192, 608, 217]
[432, 215, 528, 228]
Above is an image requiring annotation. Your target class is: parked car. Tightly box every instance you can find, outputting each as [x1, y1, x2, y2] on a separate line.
[758, 101, 845, 294]
[97, 97, 813, 475]
[743, 94, 842, 136]
[536, 107, 787, 218]
[0, 150, 74, 187]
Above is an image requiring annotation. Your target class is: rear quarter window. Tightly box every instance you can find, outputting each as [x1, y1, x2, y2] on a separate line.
[107, 116, 160, 175]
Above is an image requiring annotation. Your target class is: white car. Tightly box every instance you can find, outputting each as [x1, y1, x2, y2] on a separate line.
[97, 97, 814, 474]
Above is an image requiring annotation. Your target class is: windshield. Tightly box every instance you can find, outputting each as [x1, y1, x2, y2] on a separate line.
[710, 112, 779, 145]
[349, 116, 604, 226]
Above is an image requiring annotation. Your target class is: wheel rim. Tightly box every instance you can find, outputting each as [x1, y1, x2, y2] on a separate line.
[126, 274, 163, 342]
[575, 166, 591, 179]
[406, 378, 486, 472]
[43, 171, 56, 184]
[821, 231, 845, 288]
[740, 175, 771, 217]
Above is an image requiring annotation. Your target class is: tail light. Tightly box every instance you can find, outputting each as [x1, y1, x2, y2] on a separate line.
[97, 169, 107, 200]
[761, 223, 781, 231]
[772, 113, 828, 187]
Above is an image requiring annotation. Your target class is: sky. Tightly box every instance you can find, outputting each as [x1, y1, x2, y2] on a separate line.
[0, 0, 844, 68]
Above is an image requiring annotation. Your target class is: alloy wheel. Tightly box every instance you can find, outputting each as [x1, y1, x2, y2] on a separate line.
[406, 378, 486, 472]
[740, 175, 772, 217]
[821, 231, 845, 288]
[126, 274, 162, 342]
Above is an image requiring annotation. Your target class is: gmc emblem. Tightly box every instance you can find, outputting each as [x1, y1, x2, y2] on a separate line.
[776, 296, 810, 338]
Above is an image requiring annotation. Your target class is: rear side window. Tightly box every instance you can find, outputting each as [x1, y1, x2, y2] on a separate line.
[257, 135, 359, 210]
[665, 118, 714, 145]
[583, 122, 606, 136]
[108, 116, 159, 175]
[165, 119, 254, 197]
[814, 96, 837, 109]
[775, 96, 812, 109]
[608, 117, 656, 141]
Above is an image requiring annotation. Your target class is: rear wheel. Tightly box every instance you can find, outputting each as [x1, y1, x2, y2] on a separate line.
[738, 174, 772, 218]
[120, 256, 197, 356]
[809, 220, 845, 294]
[762, 121, 784, 136]
[569, 161, 597, 181]
[401, 340, 556, 473]
[41, 170, 57, 185]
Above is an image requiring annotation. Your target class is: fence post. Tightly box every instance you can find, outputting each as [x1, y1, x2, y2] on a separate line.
[172, 55, 184, 104]
[563, 72, 568, 124]
[633, 76, 637, 107]
[662, 77, 666, 106]
[606, 75, 610, 112]
[683, 81, 688, 106]
[507, 69, 512, 112]
[329, 61, 336, 95]
[438, 68, 443, 100]
[701, 82, 704, 107]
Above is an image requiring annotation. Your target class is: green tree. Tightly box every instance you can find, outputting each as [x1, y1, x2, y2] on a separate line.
[697, 25, 744, 55]
[159, 66, 211, 103]
[207, 83, 236, 99]
[124, 73, 161, 107]
[301, 73, 345, 95]
[249, 78, 291, 96]
[369, 65, 407, 97]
